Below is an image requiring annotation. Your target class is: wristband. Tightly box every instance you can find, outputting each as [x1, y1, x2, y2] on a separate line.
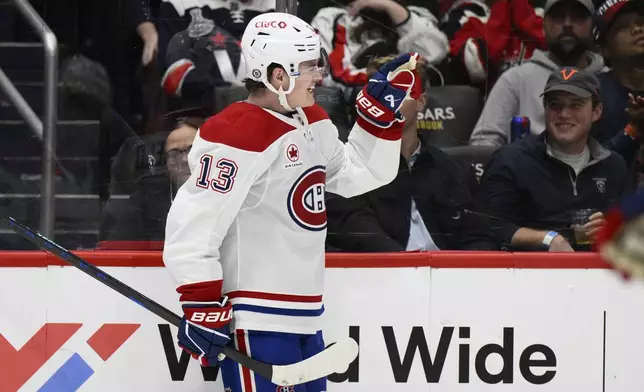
[542, 231, 559, 247]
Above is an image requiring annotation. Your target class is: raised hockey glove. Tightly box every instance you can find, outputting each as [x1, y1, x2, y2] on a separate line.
[356, 52, 420, 128]
[176, 281, 233, 367]
[596, 189, 644, 280]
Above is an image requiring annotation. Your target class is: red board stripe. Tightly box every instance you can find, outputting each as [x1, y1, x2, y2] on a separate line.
[0, 250, 613, 269]
[96, 241, 164, 251]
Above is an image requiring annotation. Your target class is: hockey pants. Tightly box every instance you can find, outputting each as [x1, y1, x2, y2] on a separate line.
[220, 329, 327, 392]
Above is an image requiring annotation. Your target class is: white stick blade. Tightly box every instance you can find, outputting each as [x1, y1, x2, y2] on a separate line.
[270, 337, 359, 386]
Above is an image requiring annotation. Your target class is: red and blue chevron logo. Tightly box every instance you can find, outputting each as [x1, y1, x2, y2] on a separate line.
[0, 323, 140, 391]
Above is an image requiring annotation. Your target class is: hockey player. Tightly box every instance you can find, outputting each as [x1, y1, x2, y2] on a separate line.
[162, 11, 418, 392]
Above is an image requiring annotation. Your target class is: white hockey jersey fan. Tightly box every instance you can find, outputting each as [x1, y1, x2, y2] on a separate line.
[163, 102, 401, 334]
[312, 5, 448, 94]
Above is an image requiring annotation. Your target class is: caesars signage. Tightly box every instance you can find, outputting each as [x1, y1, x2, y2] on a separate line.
[417, 107, 456, 132]
[1, 264, 644, 391]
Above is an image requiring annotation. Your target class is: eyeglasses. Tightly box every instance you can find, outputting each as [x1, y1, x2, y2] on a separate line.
[166, 146, 192, 162]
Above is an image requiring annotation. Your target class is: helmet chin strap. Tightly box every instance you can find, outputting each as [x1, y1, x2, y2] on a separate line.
[262, 76, 298, 112]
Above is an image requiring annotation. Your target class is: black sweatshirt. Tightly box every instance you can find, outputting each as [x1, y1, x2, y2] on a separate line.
[473, 133, 627, 250]
[326, 137, 477, 252]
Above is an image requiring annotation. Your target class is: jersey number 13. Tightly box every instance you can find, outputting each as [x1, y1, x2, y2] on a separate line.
[196, 154, 238, 194]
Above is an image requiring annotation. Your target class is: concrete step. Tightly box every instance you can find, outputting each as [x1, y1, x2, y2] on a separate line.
[0, 193, 130, 232]
[0, 156, 98, 194]
[0, 120, 100, 157]
[0, 230, 99, 250]
[0, 42, 49, 71]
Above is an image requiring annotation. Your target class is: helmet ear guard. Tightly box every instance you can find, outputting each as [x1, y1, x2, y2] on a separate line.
[262, 73, 298, 112]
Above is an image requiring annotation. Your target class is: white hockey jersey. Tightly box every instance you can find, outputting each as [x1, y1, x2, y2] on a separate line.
[163, 102, 401, 334]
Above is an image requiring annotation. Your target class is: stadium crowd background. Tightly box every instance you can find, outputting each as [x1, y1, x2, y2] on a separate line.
[0, 0, 641, 253]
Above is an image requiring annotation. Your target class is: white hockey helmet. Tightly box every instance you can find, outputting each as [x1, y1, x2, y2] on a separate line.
[241, 12, 329, 111]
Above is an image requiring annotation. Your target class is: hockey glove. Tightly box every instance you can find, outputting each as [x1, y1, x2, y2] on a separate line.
[356, 52, 420, 128]
[596, 190, 644, 280]
[176, 281, 233, 367]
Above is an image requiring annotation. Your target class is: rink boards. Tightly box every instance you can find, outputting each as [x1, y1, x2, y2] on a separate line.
[1, 251, 643, 391]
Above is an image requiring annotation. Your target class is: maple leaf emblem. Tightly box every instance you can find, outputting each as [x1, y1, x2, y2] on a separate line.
[289, 146, 298, 159]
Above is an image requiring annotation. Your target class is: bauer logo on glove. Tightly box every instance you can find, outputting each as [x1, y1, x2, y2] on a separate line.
[355, 52, 420, 129]
[176, 282, 233, 367]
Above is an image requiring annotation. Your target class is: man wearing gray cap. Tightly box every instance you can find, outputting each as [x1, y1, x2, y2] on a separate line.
[471, 66, 627, 252]
[470, 0, 607, 148]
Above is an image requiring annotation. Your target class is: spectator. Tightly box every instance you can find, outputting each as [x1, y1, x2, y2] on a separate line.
[593, 0, 644, 164]
[125, 0, 158, 67]
[442, 0, 546, 90]
[165, 119, 200, 193]
[326, 55, 476, 252]
[152, 1, 274, 110]
[472, 67, 627, 252]
[312, 0, 449, 97]
[99, 117, 202, 242]
[154, 0, 275, 67]
[469, 0, 606, 147]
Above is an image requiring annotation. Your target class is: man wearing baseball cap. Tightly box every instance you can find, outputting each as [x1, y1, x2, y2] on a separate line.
[472, 66, 627, 252]
[593, 0, 644, 169]
[471, 0, 607, 148]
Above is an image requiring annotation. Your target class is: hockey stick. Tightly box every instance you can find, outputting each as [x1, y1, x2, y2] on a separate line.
[0, 213, 359, 386]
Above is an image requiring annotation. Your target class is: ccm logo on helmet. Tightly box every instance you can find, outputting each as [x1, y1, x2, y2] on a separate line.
[256, 20, 288, 29]
[287, 166, 327, 231]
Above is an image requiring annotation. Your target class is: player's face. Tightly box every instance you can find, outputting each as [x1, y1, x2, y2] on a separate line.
[544, 91, 601, 148]
[286, 60, 324, 108]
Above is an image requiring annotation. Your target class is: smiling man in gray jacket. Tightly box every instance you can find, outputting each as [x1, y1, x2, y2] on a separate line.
[470, 0, 606, 147]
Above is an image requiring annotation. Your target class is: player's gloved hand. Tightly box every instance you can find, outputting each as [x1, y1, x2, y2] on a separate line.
[176, 281, 233, 367]
[596, 190, 644, 280]
[356, 52, 419, 128]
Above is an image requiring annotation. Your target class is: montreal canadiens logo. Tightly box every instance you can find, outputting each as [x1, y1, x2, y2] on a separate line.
[287, 166, 326, 231]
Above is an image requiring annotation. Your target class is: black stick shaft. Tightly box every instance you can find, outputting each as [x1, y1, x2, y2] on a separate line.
[0, 213, 272, 379]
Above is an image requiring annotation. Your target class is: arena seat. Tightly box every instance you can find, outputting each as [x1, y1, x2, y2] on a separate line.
[100, 131, 172, 242]
[441, 145, 498, 181]
[108, 131, 170, 196]
[418, 85, 484, 148]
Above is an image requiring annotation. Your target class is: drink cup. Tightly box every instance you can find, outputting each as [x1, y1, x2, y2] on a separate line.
[572, 209, 595, 245]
